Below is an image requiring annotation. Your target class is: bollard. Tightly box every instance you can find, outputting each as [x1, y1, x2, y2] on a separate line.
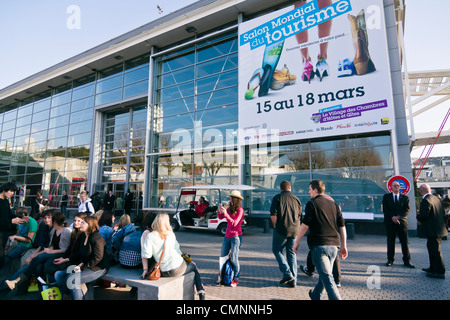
[263, 219, 270, 233]
[346, 222, 355, 239]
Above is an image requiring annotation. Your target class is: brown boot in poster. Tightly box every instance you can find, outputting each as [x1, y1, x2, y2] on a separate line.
[348, 9, 376, 75]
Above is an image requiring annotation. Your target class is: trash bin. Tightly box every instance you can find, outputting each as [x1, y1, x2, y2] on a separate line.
[346, 223, 355, 239]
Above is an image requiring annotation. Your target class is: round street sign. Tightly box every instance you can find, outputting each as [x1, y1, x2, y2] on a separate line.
[387, 175, 410, 195]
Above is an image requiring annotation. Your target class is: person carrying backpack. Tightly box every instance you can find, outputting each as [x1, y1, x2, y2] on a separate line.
[217, 190, 245, 287]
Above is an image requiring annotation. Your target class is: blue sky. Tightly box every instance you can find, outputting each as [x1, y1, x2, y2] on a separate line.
[0, 0, 448, 155]
[0, 0, 448, 90]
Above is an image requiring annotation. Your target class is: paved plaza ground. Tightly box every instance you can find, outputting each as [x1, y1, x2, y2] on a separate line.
[1, 225, 449, 304]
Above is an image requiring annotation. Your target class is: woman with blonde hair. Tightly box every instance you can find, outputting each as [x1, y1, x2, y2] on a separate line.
[141, 213, 205, 300]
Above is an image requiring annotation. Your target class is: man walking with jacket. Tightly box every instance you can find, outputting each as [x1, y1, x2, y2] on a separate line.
[293, 180, 347, 300]
[270, 180, 302, 288]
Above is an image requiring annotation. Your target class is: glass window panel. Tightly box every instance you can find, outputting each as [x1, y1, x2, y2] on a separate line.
[197, 54, 237, 78]
[196, 104, 237, 126]
[103, 157, 127, 167]
[159, 81, 194, 102]
[161, 66, 194, 87]
[124, 65, 149, 85]
[161, 52, 195, 73]
[157, 73, 176, 88]
[125, 54, 149, 70]
[31, 120, 49, 134]
[51, 92, 71, 107]
[1, 129, 15, 140]
[66, 158, 89, 171]
[13, 134, 31, 147]
[123, 79, 149, 98]
[17, 104, 33, 118]
[4, 109, 17, 122]
[49, 114, 70, 128]
[130, 145, 145, 155]
[25, 173, 44, 185]
[102, 165, 127, 174]
[29, 152, 45, 162]
[67, 146, 90, 158]
[197, 69, 238, 94]
[196, 87, 237, 110]
[130, 155, 145, 164]
[131, 127, 146, 139]
[73, 74, 95, 88]
[48, 126, 68, 139]
[69, 120, 92, 135]
[158, 97, 195, 116]
[98, 64, 123, 79]
[132, 109, 147, 120]
[72, 84, 95, 101]
[31, 130, 48, 143]
[71, 96, 94, 112]
[16, 126, 31, 139]
[50, 103, 71, 118]
[104, 138, 128, 151]
[33, 99, 51, 112]
[106, 117, 128, 129]
[96, 75, 123, 93]
[44, 159, 66, 171]
[95, 88, 122, 106]
[155, 112, 194, 133]
[70, 109, 93, 124]
[197, 36, 237, 62]
[54, 82, 72, 94]
[68, 132, 91, 147]
[10, 175, 26, 185]
[32, 109, 50, 123]
[2, 120, 17, 131]
[16, 115, 32, 127]
[46, 149, 66, 158]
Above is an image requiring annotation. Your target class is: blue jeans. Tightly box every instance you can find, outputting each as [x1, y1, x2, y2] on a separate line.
[220, 235, 241, 280]
[272, 229, 297, 283]
[59, 267, 107, 300]
[310, 245, 341, 300]
[161, 260, 204, 293]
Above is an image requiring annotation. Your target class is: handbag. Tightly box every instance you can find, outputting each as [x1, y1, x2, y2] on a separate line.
[148, 239, 166, 280]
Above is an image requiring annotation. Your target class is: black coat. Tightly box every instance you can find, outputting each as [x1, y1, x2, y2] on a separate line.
[382, 193, 410, 224]
[417, 194, 448, 238]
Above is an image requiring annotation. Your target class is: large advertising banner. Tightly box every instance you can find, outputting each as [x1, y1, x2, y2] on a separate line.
[238, 0, 396, 144]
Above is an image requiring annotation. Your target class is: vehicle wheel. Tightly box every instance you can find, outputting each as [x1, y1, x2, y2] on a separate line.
[218, 223, 227, 236]
[171, 218, 180, 232]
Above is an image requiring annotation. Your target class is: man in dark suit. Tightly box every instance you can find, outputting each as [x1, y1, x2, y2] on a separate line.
[103, 190, 116, 211]
[417, 184, 448, 279]
[382, 181, 414, 268]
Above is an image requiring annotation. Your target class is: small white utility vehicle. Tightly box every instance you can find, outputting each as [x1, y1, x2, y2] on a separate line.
[171, 185, 254, 235]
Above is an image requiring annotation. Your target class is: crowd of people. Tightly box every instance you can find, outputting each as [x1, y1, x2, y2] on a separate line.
[0, 180, 448, 301]
[0, 185, 206, 300]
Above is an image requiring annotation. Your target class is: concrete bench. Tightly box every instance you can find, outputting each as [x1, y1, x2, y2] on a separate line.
[100, 265, 195, 300]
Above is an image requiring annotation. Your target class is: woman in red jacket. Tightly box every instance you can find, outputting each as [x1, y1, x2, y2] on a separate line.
[218, 190, 245, 287]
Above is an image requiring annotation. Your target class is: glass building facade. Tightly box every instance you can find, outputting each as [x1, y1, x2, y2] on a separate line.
[0, 54, 150, 214]
[0, 0, 406, 225]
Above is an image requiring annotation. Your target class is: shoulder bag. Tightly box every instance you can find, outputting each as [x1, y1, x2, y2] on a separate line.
[148, 239, 166, 280]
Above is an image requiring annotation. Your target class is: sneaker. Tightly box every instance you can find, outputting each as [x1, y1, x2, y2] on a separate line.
[281, 278, 296, 288]
[299, 265, 313, 277]
[279, 276, 294, 284]
[230, 280, 238, 287]
[337, 58, 355, 77]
